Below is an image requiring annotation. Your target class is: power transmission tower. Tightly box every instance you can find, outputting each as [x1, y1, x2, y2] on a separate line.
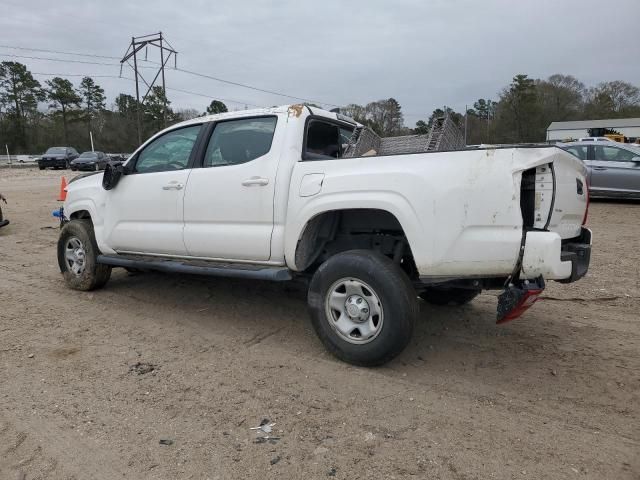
[120, 32, 177, 145]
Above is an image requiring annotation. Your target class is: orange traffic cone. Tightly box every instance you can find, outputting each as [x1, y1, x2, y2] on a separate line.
[58, 177, 68, 201]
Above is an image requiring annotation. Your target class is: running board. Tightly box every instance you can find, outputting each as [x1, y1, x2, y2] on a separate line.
[97, 254, 292, 281]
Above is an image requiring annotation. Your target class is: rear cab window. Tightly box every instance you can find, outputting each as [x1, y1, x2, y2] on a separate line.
[304, 119, 355, 160]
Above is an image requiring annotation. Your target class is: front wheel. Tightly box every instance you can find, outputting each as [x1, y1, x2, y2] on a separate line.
[57, 219, 111, 291]
[38, 165, 45, 170]
[419, 287, 480, 306]
[308, 250, 418, 366]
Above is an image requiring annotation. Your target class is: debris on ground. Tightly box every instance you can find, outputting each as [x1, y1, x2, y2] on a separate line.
[159, 439, 174, 446]
[270, 456, 281, 465]
[250, 418, 275, 434]
[129, 362, 156, 375]
[250, 418, 281, 444]
[327, 467, 337, 476]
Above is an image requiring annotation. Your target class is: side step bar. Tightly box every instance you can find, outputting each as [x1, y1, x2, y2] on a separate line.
[97, 255, 292, 281]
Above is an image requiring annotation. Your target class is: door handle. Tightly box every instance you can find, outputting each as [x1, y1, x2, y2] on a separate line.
[242, 177, 269, 186]
[593, 167, 607, 171]
[162, 182, 184, 190]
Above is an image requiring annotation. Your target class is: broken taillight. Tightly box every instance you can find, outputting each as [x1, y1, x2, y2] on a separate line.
[496, 279, 545, 324]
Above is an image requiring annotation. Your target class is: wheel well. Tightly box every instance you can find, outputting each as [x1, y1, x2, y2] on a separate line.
[295, 209, 418, 278]
[69, 210, 92, 221]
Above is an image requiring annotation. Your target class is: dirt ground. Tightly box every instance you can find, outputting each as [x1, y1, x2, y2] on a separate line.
[0, 167, 638, 480]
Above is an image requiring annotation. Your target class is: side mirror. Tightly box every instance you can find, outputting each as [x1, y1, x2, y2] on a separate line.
[632, 157, 640, 163]
[102, 161, 126, 190]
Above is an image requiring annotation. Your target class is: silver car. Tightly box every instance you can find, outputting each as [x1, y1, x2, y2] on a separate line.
[560, 141, 640, 199]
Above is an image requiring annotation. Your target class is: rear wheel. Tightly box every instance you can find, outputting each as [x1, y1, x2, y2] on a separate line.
[38, 165, 45, 170]
[419, 287, 480, 306]
[57, 219, 111, 291]
[308, 250, 418, 366]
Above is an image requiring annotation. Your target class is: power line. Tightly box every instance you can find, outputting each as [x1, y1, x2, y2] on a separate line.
[30, 71, 263, 108]
[174, 67, 340, 107]
[0, 53, 118, 67]
[0, 52, 157, 68]
[32, 72, 124, 78]
[165, 86, 265, 109]
[0, 44, 121, 60]
[2, 45, 344, 107]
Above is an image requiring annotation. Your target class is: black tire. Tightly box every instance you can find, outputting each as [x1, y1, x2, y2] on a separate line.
[38, 165, 45, 170]
[419, 287, 480, 306]
[57, 219, 111, 291]
[308, 250, 418, 367]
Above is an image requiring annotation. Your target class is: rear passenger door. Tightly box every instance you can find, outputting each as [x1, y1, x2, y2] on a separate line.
[182, 116, 282, 261]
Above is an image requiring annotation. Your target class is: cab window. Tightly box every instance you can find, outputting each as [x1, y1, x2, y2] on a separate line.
[304, 120, 354, 160]
[134, 125, 201, 173]
[203, 117, 277, 167]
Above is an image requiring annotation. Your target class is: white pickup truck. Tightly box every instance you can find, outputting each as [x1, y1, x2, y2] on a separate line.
[57, 104, 592, 366]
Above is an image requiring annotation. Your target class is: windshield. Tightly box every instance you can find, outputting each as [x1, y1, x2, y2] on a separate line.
[46, 147, 66, 154]
[79, 152, 98, 158]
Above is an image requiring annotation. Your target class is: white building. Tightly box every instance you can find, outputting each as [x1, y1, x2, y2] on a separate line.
[546, 118, 640, 141]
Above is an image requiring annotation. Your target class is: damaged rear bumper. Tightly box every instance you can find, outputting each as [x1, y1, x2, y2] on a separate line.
[557, 228, 592, 283]
[520, 228, 592, 283]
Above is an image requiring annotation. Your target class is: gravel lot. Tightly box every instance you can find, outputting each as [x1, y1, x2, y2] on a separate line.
[1, 168, 638, 479]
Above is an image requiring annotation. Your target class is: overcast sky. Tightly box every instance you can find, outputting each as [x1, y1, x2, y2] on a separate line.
[2, 0, 638, 124]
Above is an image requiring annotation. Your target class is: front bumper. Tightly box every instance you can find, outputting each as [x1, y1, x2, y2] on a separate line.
[71, 163, 97, 171]
[39, 158, 67, 168]
[520, 228, 592, 283]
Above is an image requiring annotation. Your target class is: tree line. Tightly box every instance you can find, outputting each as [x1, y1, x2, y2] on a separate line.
[1, 60, 639, 154]
[342, 75, 640, 143]
[0, 61, 229, 155]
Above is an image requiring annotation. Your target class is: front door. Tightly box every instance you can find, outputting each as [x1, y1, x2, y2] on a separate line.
[183, 116, 281, 261]
[590, 144, 640, 195]
[102, 124, 202, 256]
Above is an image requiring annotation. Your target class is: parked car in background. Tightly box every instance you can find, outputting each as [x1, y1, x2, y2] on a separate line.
[577, 137, 615, 142]
[70, 151, 109, 171]
[38, 147, 79, 170]
[561, 141, 640, 199]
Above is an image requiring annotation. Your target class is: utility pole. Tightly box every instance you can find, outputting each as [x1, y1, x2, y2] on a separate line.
[120, 33, 177, 145]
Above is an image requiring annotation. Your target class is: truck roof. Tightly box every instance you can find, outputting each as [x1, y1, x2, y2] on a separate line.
[171, 104, 359, 130]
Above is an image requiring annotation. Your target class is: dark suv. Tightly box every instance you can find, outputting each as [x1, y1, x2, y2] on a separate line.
[38, 147, 79, 170]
